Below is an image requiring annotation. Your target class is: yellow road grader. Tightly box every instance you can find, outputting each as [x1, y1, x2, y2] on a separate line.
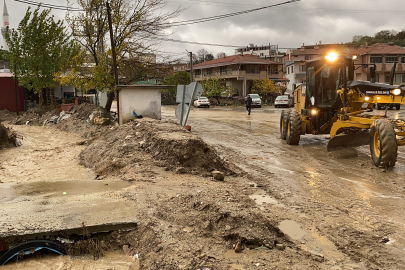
[280, 52, 405, 168]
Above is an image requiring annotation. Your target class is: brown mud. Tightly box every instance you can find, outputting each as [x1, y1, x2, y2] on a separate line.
[0, 123, 20, 150]
[162, 105, 405, 270]
[79, 118, 233, 177]
[1, 104, 404, 269]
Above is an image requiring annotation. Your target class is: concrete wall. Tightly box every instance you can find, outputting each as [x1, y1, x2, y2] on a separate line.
[117, 85, 164, 125]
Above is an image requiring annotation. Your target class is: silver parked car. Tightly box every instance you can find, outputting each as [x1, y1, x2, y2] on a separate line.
[193, 96, 210, 108]
[275, 95, 291, 108]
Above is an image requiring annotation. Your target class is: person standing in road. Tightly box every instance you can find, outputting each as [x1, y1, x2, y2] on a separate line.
[246, 94, 252, 115]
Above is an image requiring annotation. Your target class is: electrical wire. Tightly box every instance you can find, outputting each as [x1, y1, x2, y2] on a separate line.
[152, 37, 296, 49]
[170, 0, 405, 14]
[14, 0, 84, 11]
[162, 0, 300, 27]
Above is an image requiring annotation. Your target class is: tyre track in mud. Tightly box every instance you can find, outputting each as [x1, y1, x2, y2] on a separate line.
[163, 106, 405, 269]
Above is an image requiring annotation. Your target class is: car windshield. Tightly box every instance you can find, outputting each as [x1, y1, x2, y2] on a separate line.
[249, 94, 260, 98]
[276, 96, 289, 100]
[200, 97, 208, 100]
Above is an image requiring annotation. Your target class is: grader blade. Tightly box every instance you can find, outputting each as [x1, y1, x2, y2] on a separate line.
[327, 132, 370, 151]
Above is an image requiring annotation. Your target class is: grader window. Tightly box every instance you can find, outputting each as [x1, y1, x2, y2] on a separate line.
[317, 65, 338, 107]
[306, 67, 315, 98]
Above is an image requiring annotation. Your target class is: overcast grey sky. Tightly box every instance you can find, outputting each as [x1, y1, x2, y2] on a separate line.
[3, 0, 405, 62]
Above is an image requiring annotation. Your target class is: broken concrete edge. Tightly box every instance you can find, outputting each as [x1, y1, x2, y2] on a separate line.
[0, 221, 138, 251]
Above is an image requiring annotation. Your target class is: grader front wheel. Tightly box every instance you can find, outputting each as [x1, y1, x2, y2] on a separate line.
[370, 119, 397, 168]
[280, 110, 289, 140]
[286, 111, 301, 145]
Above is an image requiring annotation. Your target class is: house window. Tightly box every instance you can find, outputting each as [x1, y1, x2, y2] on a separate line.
[305, 55, 312, 60]
[287, 67, 290, 74]
[277, 58, 282, 62]
[370, 56, 382, 63]
[385, 73, 391, 83]
[220, 66, 227, 74]
[299, 65, 306, 72]
[260, 53, 264, 56]
[402, 57, 405, 63]
[386, 56, 398, 63]
[395, 74, 405, 83]
[291, 66, 294, 74]
[206, 68, 212, 75]
[195, 69, 201, 75]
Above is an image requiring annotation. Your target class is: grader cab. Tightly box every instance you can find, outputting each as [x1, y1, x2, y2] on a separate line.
[280, 52, 405, 168]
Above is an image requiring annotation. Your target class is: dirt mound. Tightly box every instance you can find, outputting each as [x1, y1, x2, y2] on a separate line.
[0, 109, 15, 122]
[11, 107, 58, 126]
[0, 123, 21, 149]
[56, 103, 113, 138]
[79, 119, 232, 176]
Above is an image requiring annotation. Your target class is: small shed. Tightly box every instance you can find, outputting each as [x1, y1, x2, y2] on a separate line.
[116, 84, 172, 125]
[0, 73, 24, 112]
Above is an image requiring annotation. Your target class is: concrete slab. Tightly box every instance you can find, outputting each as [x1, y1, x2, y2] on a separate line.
[0, 178, 138, 241]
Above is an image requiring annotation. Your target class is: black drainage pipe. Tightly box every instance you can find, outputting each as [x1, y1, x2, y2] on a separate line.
[0, 240, 66, 265]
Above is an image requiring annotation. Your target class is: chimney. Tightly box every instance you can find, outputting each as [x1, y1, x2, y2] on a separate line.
[365, 42, 368, 48]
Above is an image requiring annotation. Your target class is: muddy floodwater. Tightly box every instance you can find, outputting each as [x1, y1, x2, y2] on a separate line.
[163, 105, 405, 268]
[1, 105, 405, 269]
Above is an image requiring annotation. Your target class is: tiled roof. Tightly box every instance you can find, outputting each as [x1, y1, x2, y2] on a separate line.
[352, 43, 405, 55]
[290, 47, 355, 56]
[193, 54, 278, 69]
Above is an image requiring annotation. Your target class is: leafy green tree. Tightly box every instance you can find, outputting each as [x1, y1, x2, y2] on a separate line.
[351, 29, 405, 47]
[200, 77, 233, 104]
[251, 78, 279, 98]
[162, 71, 191, 96]
[66, 0, 181, 111]
[5, 7, 81, 106]
[163, 71, 191, 86]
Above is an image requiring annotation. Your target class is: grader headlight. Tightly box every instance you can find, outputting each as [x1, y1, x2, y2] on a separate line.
[391, 88, 401, 95]
[311, 109, 318, 115]
[325, 52, 338, 62]
[364, 96, 370, 101]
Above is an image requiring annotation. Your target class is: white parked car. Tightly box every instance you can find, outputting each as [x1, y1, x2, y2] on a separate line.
[246, 94, 262, 108]
[275, 95, 291, 108]
[194, 96, 210, 108]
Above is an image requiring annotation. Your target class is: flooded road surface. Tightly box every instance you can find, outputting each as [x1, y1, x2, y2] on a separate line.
[162, 105, 405, 268]
[0, 125, 139, 269]
[0, 125, 138, 237]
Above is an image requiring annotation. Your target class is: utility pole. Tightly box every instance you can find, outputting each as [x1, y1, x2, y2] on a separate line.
[106, 1, 119, 121]
[189, 51, 193, 82]
[14, 63, 19, 116]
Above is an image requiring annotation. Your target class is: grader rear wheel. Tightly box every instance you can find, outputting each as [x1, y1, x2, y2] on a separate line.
[280, 110, 289, 140]
[370, 119, 397, 168]
[286, 111, 301, 145]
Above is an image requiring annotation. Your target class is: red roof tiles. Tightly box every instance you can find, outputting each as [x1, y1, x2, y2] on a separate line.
[352, 43, 405, 55]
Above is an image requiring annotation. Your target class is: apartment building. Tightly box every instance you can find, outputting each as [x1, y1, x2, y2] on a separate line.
[284, 43, 356, 91]
[351, 43, 405, 83]
[192, 54, 286, 96]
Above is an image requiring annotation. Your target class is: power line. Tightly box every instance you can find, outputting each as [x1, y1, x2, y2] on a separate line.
[162, 0, 301, 27]
[153, 37, 296, 49]
[14, 0, 83, 11]
[170, 0, 405, 14]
